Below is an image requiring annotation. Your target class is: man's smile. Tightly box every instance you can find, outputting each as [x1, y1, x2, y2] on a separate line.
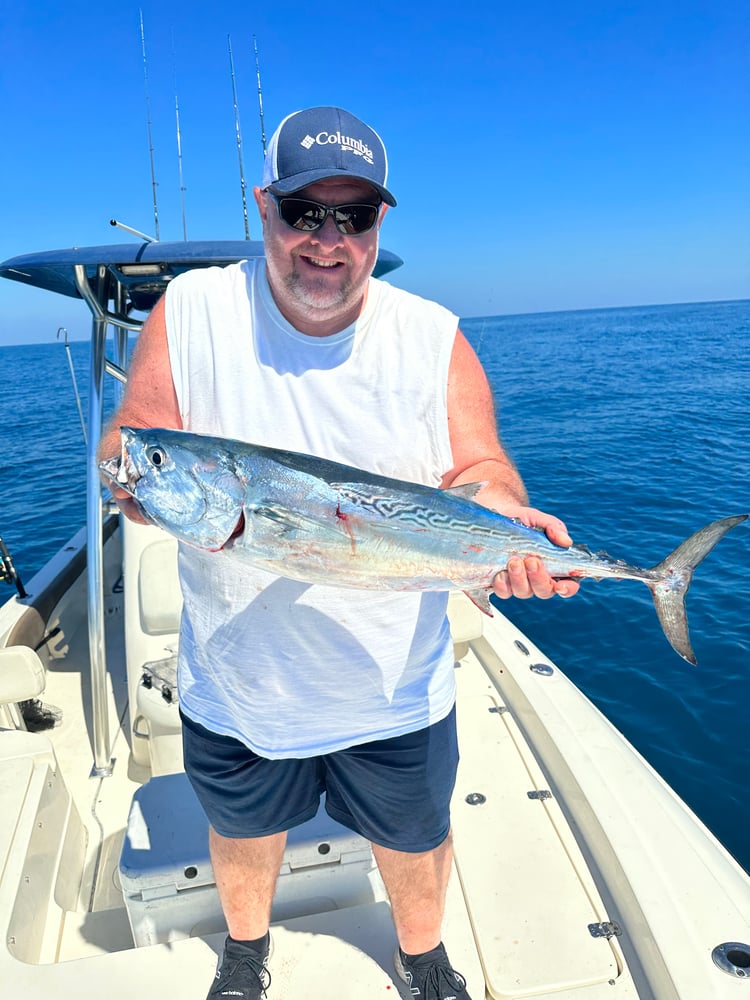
[300, 255, 344, 269]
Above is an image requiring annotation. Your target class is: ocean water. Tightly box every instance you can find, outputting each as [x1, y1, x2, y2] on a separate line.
[0, 300, 748, 874]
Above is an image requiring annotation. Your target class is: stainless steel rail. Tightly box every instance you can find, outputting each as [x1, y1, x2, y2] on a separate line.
[73, 264, 140, 777]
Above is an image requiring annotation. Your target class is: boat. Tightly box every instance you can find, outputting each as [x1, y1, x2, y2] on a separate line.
[0, 238, 749, 1000]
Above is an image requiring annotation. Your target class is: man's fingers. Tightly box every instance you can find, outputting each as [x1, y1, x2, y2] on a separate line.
[492, 556, 581, 600]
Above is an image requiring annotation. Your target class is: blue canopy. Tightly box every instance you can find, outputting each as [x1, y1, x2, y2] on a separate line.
[0, 240, 403, 312]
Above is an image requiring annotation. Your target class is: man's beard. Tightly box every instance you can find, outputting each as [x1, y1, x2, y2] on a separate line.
[282, 265, 354, 312]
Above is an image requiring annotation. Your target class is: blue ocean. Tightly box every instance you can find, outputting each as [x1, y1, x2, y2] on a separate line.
[1, 299, 748, 873]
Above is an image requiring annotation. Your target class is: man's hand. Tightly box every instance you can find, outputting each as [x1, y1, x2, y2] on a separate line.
[491, 505, 580, 600]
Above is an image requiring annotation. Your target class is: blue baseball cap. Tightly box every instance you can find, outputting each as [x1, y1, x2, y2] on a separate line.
[262, 106, 397, 206]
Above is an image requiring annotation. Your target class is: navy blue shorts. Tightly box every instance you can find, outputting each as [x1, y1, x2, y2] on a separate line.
[180, 706, 458, 853]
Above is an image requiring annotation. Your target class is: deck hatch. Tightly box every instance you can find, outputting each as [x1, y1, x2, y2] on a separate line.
[453, 693, 619, 997]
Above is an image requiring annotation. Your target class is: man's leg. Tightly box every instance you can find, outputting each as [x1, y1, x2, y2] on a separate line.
[374, 831, 471, 998]
[209, 827, 288, 939]
[323, 709, 471, 996]
[371, 832, 453, 954]
[180, 711, 323, 996]
[180, 709, 322, 938]
[324, 706, 458, 954]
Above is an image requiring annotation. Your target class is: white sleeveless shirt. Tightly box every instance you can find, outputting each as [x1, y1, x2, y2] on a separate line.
[165, 259, 458, 758]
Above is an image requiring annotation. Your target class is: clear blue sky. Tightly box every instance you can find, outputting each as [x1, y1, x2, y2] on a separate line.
[1, 0, 747, 344]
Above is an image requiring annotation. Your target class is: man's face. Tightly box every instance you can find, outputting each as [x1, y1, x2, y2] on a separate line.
[254, 177, 387, 335]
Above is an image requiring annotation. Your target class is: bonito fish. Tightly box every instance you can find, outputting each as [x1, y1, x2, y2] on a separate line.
[100, 427, 747, 664]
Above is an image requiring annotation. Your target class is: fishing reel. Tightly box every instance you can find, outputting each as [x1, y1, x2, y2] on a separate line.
[0, 536, 27, 599]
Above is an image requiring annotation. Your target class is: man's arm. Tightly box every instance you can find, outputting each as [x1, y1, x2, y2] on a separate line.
[441, 329, 579, 600]
[97, 296, 182, 523]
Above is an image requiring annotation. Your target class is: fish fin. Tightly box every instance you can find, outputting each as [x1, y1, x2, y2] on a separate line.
[251, 504, 324, 534]
[464, 589, 495, 616]
[648, 514, 747, 664]
[445, 482, 488, 501]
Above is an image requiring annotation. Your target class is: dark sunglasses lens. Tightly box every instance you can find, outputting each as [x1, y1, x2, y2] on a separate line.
[333, 204, 379, 234]
[278, 199, 326, 231]
[277, 198, 379, 234]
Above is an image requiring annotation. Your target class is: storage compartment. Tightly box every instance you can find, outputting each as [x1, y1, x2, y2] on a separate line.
[119, 772, 383, 946]
[132, 657, 183, 776]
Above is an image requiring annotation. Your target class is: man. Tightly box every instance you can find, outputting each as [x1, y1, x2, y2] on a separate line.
[100, 106, 578, 1000]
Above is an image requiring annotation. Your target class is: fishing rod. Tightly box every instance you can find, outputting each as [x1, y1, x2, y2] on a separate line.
[227, 34, 250, 240]
[172, 30, 188, 240]
[139, 9, 161, 241]
[57, 326, 88, 446]
[253, 35, 267, 157]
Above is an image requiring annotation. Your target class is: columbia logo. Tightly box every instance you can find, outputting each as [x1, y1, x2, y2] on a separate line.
[300, 134, 315, 149]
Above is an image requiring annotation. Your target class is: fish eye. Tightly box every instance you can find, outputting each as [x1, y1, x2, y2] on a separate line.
[146, 446, 167, 468]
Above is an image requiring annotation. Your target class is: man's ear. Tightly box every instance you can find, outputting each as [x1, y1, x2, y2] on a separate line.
[253, 186, 267, 221]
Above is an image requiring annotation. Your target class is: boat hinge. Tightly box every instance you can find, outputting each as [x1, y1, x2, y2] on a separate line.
[527, 790, 552, 800]
[589, 921, 622, 939]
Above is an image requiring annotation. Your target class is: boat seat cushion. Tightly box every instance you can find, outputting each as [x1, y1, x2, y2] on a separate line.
[0, 646, 46, 705]
[138, 541, 183, 636]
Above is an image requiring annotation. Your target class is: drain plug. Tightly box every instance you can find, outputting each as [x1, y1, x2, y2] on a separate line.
[712, 942, 750, 978]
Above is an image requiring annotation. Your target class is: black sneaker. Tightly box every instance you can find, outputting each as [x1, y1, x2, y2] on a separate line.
[207, 934, 272, 1000]
[394, 942, 471, 999]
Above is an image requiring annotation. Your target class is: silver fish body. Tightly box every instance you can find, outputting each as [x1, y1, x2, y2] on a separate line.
[100, 427, 747, 664]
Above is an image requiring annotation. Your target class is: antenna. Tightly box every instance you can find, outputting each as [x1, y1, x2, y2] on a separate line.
[172, 30, 188, 240]
[139, 9, 160, 240]
[253, 35, 267, 156]
[227, 35, 250, 240]
[110, 219, 157, 243]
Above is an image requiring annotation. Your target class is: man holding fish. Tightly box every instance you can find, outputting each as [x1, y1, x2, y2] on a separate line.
[100, 106, 579, 1000]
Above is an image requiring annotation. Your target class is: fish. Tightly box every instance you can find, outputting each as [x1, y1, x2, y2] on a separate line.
[99, 426, 747, 665]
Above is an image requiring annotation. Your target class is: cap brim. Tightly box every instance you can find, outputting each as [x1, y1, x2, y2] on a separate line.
[266, 168, 397, 207]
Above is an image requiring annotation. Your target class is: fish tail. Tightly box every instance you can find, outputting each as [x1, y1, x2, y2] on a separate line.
[647, 514, 747, 664]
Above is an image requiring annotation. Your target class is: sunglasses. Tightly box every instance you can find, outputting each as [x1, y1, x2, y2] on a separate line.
[269, 194, 381, 236]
